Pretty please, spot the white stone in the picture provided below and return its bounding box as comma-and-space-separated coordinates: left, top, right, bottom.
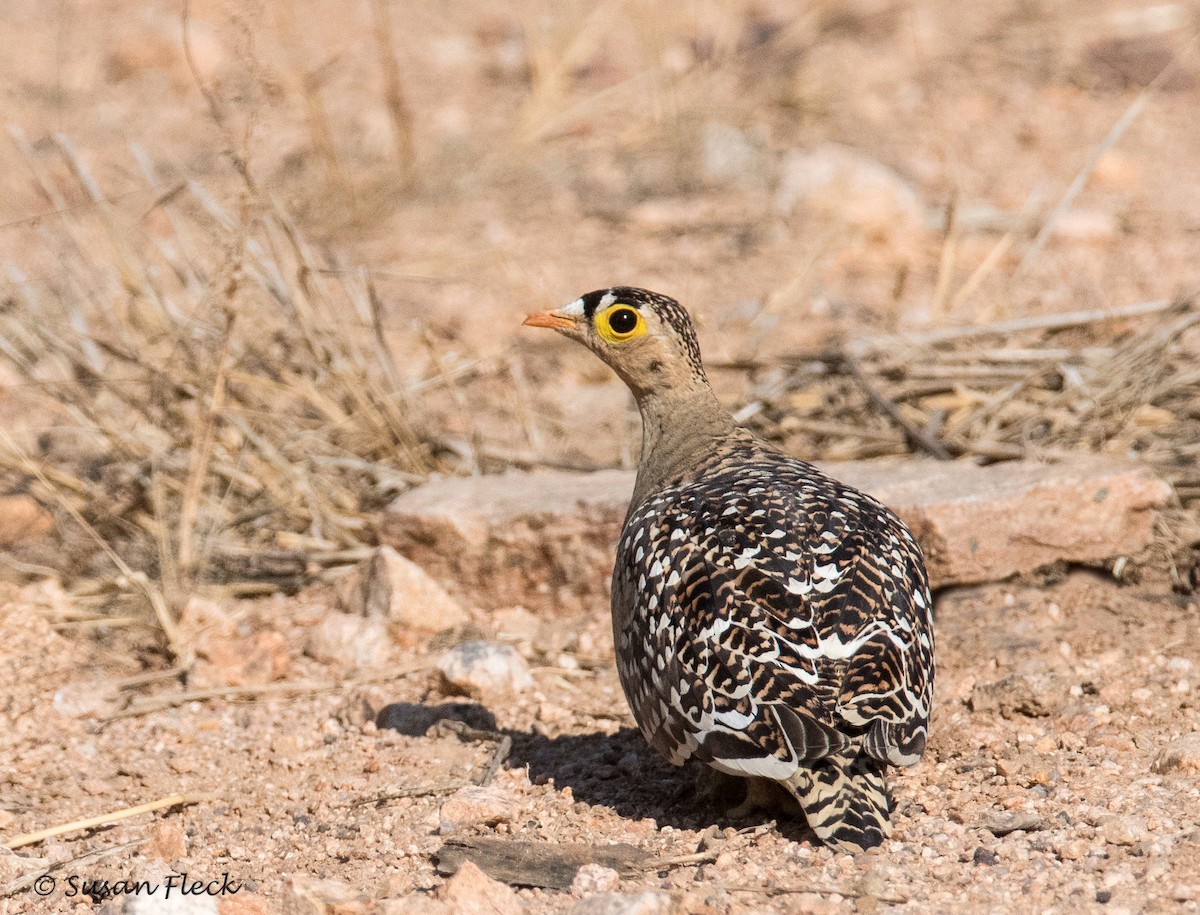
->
304, 614, 390, 669
438, 786, 519, 835
438, 641, 533, 696
571, 863, 622, 896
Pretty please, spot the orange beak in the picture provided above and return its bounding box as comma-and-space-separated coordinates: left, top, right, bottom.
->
522, 310, 579, 331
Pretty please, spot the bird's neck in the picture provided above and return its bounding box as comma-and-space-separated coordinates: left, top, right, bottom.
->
631, 383, 736, 508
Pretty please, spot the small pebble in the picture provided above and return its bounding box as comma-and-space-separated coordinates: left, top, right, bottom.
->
979, 811, 1045, 836
438, 786, 519, 835
1150, 733, 1200, 775
972, 847, 998, 866
1099, 816, 1148, 847
571, 864, 622, 896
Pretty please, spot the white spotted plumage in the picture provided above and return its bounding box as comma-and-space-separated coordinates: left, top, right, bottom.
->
611, 440, 934, 851
528, 286, 935, 852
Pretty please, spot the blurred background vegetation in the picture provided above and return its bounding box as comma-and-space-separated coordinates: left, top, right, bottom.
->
1, 0, 1198, 651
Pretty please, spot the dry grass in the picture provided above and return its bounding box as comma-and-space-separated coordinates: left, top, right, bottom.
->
739, 297, 1200, 469
0, 125, 442, 655
2, 0, 1199, 654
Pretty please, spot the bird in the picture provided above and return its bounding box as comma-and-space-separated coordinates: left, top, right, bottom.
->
523, 286, 934, 853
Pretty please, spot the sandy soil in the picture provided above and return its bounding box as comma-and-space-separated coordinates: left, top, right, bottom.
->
2, 572, 1200, 913
3, 0, 1200, 912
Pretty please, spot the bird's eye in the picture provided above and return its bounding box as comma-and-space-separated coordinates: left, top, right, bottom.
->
609, 308, 638, 334
597, 305, 646, 343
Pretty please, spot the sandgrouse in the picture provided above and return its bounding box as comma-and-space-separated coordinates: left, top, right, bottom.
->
524, 287, 934, 852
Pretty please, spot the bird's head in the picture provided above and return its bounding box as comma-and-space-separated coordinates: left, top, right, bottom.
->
523, 287, 708, 398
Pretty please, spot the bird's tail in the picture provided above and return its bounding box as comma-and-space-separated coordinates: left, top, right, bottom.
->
784, 751, 892, 853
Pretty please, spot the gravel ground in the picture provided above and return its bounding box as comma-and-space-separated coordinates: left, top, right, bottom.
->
2, 2, 1200, 911
2, 570, 1198, 913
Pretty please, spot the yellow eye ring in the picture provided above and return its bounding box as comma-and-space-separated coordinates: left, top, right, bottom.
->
596, 304, 647, 344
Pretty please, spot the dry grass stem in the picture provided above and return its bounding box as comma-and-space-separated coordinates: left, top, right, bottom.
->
2, 795, 209, 850
0, 125, 442, 645
1, 838, 148, 898
102, 660, 435, 721
369, 0, 416, 174
1015, 33, 1200, 277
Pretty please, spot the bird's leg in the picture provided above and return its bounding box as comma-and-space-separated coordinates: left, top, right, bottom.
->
724, 776, 793, 820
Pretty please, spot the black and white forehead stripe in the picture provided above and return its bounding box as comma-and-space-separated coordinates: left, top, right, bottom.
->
575, 288, 621, 318
567, 287, 706, 377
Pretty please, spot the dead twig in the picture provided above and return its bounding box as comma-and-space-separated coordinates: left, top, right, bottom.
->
1, 837, 147, 898
103, 661, 434, 721
1015, 33, 1199, 277
723, 882, 908, 904
862, 298, 1174, 351
182, 0, 257, 192
3, 795, 208, 850
841, 357, 953, 460
369, 0, 416, 174
477, 734, 513, 788
354, 782, 467, 806
637, 848, 722, 871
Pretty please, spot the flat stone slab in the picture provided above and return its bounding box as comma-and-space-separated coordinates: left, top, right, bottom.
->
380, 456, 1171, 613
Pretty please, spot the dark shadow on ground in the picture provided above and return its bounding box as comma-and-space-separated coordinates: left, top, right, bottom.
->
507, 726, 815, 842
375, 700, 498, 736
376, 700, 813, 840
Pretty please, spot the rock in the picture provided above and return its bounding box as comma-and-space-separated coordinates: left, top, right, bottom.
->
339, 546, 469, 643
0, 493, 54, 550
1055, 838, 1090, 861
381, 457, 1169, 606
969, 673, 1067, 719
571, 864, 622, 896
280, 876, 371, 915
570, 892, 680, 915
438, 861, 522, 915
142, 820, 187, 862
438, 786, 519, 835
1098, 815, 1149, 846
775, 143, 927, 243
381, 469, 632, 614
217, 895, 278, 915
700, 121, 769, 189
1151, 733, 1200, 775
972, 846, 998, 866
437, 641, 533, 696
978, 811, 1046, 837
192, 630, 290, 688
304, 615, 390, 670
832, 455, 1171, 587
